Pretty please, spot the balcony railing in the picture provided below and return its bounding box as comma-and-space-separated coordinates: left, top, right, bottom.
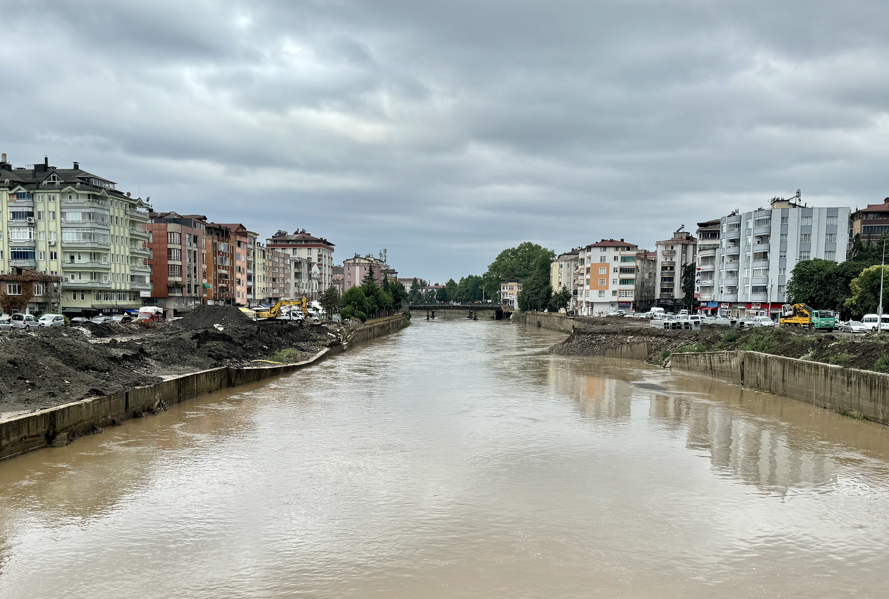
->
63, 261, 111, 270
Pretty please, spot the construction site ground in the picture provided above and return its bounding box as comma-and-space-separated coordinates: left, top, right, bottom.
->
0, 306, 346, 415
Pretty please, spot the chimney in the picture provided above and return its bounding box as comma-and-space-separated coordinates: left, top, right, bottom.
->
73, 161, 79, 169
1, 153, 6, 163
44, 156, 48, 167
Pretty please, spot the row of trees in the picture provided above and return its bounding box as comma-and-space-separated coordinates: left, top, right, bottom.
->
339, 265, 409, 322
787, 235, 889, 318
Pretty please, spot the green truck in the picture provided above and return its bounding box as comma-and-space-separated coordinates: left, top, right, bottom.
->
779, 304, 835, 331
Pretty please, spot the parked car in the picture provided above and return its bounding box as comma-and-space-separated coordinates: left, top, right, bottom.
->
69, 316, 90, 326
38, 314, 66, 328
0, 314, 11, 331
112, 314, 133, 324
840, 320, 868, 334
11, 313, 39, 330
747, 315, 776, 328
91, 315, 114, 324
861, 314, 889, 332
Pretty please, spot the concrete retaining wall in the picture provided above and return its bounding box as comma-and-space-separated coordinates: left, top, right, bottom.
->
0, 314, 410, 461
512, 312, 576, 334
671, 351, 889, 424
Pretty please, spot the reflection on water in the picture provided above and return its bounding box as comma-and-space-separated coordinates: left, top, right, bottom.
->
1, 318, 889, 598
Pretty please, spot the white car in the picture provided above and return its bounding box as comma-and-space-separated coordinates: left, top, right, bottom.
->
11, 313, 39, 330
748, 316, 776, 328
840, 320, 868, 334
38, 314, 65, 327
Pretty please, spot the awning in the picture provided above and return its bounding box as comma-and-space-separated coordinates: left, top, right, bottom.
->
203, 283, 211, 289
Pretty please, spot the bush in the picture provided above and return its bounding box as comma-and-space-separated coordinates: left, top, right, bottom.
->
874, 354, 889, 372
270, 348, 304, 364
661, 350, 671, 359
63, 315, 71, 327
829, 351, 853, 367
722, 331, 738, 343
737, 329, 781, 353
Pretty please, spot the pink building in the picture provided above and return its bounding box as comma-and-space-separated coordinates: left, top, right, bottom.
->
342, 254, 388, 292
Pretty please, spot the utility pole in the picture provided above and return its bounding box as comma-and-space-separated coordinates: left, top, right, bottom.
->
879, 239, 886, 334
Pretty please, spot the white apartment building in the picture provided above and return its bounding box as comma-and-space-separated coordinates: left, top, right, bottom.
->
695, 219, 721, 313
0, 155, 151, 315
576, 239, 639, 315
654, 229, 696, 310
267, 229, 334, 298
711, 197, 850, 317
550, 249, 579, 310
500, 278, 522, 308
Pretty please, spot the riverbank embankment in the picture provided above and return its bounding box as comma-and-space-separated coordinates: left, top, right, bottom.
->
0, 311, 409, 460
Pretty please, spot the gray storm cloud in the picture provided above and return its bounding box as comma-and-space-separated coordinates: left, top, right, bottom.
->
0, 0, 886, 281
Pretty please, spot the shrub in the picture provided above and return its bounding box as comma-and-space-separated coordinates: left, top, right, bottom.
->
829, 351, 853, 367
722, 331, 738, 343
661, 350, 671, 359
874, 354, 889, 372
270, 348, 304, 364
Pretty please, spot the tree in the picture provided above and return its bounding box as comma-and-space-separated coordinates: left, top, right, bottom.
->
516, 254, 553, 311
444, 279, 458, 304
482, 242, 555, 299
435, 286, 449, 304
408, 278, 423, 304
319, 286, 343, 318
787, 259, 845, 310
845, 265, 889, 317
455, 275, 484, 303
549, 287, 572, 313
681, 262, 697, 309
341, 286, 369, 322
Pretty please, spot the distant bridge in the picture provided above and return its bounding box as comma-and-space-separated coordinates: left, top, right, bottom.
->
407, 304, 510, 320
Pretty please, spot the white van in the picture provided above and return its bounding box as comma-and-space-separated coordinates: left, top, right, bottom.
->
862, 314, 889, 332
646, 307, 666, 319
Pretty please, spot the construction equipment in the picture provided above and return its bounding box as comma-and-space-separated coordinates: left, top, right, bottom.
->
255, 298, 308, 322
779, 303, 835, 331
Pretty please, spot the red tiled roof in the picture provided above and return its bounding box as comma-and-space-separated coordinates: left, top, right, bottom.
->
585, 239, 638, 249
861, 199, 889, 213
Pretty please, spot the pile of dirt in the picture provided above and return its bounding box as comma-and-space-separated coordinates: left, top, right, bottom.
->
173, 305, 255, 332
0, 306, 345, 413
550, 324, 889, 373
0, 328, 160, 410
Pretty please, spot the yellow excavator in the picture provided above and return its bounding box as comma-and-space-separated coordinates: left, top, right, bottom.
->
255, 298, 309, 322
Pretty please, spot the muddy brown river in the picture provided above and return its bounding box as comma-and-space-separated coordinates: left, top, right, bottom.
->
2, 319, 889, 598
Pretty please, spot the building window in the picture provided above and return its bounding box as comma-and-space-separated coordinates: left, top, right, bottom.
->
799, 250, 810, 260
598, 290, 605, 297
825, 234, 836, 242
752, 285, 768, 293
781, 216, 788, 225
780, 234, 787, 242
599, 267, 606, 274
7, 284, 21, 295
825, 251, 836, 260
801, 216, 812, 225
612, 291, 617, 296
826, 216, 838, 225
800, 233, 811, 242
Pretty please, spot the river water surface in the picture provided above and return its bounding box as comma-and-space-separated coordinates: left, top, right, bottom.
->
2, 319, 889, 598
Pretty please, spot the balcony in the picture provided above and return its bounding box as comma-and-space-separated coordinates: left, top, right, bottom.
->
130, 264, 150, 273
725, 246, 740, 255
725, 229, 741, 240
754, 225, 771, 236
129, 281, 151, 290
750, 292, 769, 302
129, 226, 149, 238
62, 239, 110, 249
129, 245, 150, 256
126, 208, 150, 221
62, 219, 109, 228
662, 250, 676, 257
752, 259, 770, 269
62, 280, 110, 289
10, 259, 37, 269
721, 294, 739, 302
697, 247, 717, 258
753, 243, 770, 252
62, 261, 111, 270
9, 218, 36, 227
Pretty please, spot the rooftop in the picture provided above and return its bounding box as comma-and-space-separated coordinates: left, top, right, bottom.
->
585, 239, 638, 249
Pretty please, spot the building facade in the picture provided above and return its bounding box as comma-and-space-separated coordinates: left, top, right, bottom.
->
204, 224, 233, 305
633, 251, 657, 313
654, 229, 697, 310
267, 230, 334, 298
849, 197, 889, 255
0, 155, 151, 316
550, 249, 580, 311
145, 212, 207, 313
342, 254, 389, 292
575, 239, 639, 315
264, 247, 292, 302
695, 219, 721, 313
710, 198, 850, 317
499, 278, 522, 308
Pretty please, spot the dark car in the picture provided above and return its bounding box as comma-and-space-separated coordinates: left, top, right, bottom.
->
112, 315, 133, 324
91, 315, 115, 324
70, 316, 90, 326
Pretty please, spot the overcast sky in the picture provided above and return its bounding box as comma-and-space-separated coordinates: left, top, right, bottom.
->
1, 0, 887, 282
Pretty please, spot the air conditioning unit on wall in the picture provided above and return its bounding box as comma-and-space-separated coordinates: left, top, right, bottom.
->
26, 217, 35, 223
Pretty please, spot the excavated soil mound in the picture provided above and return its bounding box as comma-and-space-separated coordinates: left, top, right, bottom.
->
174, 305, 254, 331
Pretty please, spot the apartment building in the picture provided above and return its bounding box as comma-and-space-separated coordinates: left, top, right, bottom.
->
250, 241, 268, 306
499, 278, 522, 309
332, 265, 345, 295
695, 219, 721, 313
849, 197, 889, 254
204, 224, 233, 305
575, 239, 639, 315
0, 155, 151, 316
217, 224, 250, 306
550, 249, 579, 310
633, 251, 657, 313
267, 229, 334, 298
342, 254, 389, 292
145, 212, 207, 312
710, 196, 850, 317
264, 247, 292, 302
654, 229, 697, 310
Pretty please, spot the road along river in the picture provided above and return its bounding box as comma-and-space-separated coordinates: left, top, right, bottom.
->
2, 318, 889, 598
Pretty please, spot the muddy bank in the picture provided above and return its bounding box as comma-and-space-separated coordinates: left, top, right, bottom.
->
549, 324, 889, 372
0, 306, 343, 413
